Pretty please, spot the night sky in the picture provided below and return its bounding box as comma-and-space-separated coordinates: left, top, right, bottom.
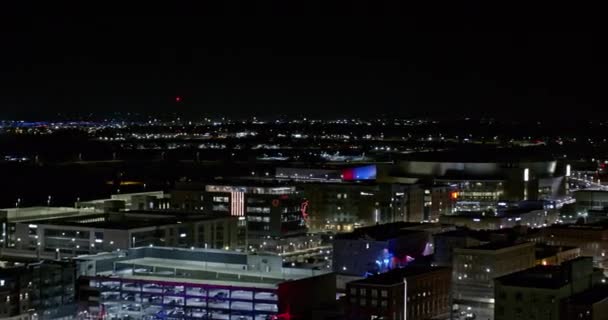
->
1, 2, 606, 119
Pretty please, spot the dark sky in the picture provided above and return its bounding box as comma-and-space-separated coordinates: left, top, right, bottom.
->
1, 1, 606, 119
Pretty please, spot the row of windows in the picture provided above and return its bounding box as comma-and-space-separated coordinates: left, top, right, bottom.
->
350, 288, 388, 298
247, 216, 271, 222
351, 298, 388, 307
213, 196, 229, 203
497, 291, 556, 303
247, 207, 271, 213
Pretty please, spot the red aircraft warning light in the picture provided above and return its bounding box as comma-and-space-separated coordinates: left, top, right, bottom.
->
175, 96, 182, 103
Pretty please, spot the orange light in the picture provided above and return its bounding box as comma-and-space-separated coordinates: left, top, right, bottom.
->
451, 192, 459, 200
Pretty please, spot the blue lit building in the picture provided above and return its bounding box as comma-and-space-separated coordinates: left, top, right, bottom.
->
332, 222, 433, 278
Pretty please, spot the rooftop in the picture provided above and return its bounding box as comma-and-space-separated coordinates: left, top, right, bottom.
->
535, 244, 579, 260
79, 247, 328, 287
568, 285, 608, 305
335, 222, 426, 241
26, 211, 231, 230
0, 206, 90, 222
350, 266, 449, 286
496, 257, 594, 289
464, 241, 533, 251
398, 148, 555, 163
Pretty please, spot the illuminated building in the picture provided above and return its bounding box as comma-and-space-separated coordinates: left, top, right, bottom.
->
333, 222, 436, 290
494, 257, 604, 320
76, 191, 169, 211
171, 182, 307, 239
534, 243, 581, 266
452, 241, 536, 320
76, 247, 335, 320
389, 150, 567, 208
527, 222, 608, 272
11, 210, 239, 256
345, 266, 451, 320
439, 200, 559, 230
423, 184, 455, 222
573, 190, 608, 215
0, 258, 76, 320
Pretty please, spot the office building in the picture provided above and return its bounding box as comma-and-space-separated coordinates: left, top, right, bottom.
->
440, 201, 559, 231
76, 246, 335, 320
171, 182, 307, 239
573, 190, 608, 214
12, 210, 240, 257
433, 230, 486, 267
76, 191, 170, 212
494, 257, 604, 320
528, 222, 608, 272
345, 266, 451, 320
452, 241, 536, 320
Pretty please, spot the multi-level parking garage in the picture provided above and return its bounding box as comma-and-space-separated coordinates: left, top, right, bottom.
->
77, 247, 335, 320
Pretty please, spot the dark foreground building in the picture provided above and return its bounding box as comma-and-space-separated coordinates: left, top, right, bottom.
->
345, 266, 451, 320
0, 258, 76, 320
494, 257, 605, 320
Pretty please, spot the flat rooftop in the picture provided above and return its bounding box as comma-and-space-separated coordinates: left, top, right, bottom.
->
496, 257, 594, 289
398, 148, 555, 163
350, 266, 449, 286
335, 222, 426, 241
26, 211, 230, 230
113, 257, 289, 287
535, 244, 579, 259
463, 241, 533, 251
1, 206, 90, 222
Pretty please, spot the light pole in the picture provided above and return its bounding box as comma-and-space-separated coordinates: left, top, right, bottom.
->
403, 278, 408, 320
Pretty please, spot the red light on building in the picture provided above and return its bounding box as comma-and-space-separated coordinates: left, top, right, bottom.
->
175, 96, 182, 102
450, 192, 459, 200
300, 200, 310, 220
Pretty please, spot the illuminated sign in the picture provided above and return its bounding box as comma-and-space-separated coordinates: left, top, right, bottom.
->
300, 200, 310, 221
